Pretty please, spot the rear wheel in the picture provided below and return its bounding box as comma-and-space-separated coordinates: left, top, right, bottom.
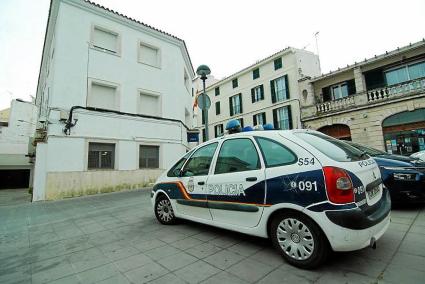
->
270, 211, 329, 269
155, 195, 176, 225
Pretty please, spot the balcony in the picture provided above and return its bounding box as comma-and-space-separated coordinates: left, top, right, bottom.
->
302, 77, 425, 119
367, 77, 425, 102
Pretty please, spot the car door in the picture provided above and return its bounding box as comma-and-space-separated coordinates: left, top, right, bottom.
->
206, 137, 266, 228
175, 142, 218, 220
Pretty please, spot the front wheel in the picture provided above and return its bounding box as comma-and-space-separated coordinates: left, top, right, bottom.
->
270, 212, 329, 269
154, 195, 177, 225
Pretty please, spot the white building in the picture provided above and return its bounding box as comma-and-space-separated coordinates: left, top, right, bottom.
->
195, 48, 320, 141
0, 99, 37, 189
33, 0, 194, 201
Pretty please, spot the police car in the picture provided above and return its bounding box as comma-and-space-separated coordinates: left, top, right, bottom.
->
151, 121, 391, 269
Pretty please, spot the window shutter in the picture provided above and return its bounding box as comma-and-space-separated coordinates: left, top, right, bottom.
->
253, 114, 257, 126
284, 75, 290, 99
239, 118, 244, 128
214, 126, 218, 138
229, 97, 233, 116
239, 94, 243, 113
251, 88, 255, 103
260, 85, 264, 100
270, 81, 276, 103
347, 79, 356, 95
322, 87, 331, 102
262, 112, 266, 124
273, 109, 278, 129
287, 106, 293, 129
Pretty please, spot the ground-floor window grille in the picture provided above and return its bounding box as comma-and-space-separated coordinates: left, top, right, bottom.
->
139, 145, 160, 168
88, 143, 115, 169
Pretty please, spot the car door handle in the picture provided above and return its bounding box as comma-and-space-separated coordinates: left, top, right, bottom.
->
246, 177, 257, 182
198, 181, 205, 185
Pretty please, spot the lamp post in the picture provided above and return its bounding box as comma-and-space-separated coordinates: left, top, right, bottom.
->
196, 65, 211, 141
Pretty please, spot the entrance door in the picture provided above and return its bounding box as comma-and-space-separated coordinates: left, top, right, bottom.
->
175, 142, 218, 220
206, 138, 266, 228
0, 170, 30, 189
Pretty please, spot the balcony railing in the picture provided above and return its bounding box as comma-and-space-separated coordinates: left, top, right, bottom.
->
316, 96, 355, 113
367, 77, 425, 102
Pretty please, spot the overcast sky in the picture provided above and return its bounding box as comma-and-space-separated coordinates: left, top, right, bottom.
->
1, 0, 424, 110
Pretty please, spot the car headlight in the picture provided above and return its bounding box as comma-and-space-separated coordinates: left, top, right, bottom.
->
380, 166, 418, 181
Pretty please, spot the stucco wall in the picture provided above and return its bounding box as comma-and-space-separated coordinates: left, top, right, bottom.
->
44, 168, 163, 200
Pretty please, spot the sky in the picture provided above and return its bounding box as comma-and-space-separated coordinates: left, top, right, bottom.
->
1, 0, 424, 110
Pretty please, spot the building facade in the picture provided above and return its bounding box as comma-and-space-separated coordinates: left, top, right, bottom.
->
195, 48, 320, 141
299, 40, 425, 155
33, 0, 194, 201
0, 99, 37, 189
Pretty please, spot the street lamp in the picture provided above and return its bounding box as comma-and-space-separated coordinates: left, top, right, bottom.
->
196, 65, 211, 141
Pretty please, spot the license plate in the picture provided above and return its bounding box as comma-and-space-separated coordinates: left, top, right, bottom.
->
367, 186, 380, 199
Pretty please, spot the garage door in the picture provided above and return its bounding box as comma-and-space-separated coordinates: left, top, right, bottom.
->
0, 170, 30, 189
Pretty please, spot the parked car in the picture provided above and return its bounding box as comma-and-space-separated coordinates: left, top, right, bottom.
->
411, 150, 425, 162
151, 125, 390, 269
346, 141, 425, 204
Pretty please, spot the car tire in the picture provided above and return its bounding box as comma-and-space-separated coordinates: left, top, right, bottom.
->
270, 211, 329, 269
154, 195, 177, 225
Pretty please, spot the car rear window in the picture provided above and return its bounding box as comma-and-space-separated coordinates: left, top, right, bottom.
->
294, 132, 369, 162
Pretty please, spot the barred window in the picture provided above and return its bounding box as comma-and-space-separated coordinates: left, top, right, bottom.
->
88, 143, 115, 169
139, 145, 160, 168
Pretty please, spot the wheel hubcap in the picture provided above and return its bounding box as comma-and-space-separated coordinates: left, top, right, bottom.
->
157, 199, 174, 222
276, 218, 314, 260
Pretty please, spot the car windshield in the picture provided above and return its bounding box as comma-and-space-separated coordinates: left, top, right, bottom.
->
347, 142, 387, 156
294, 132, 369, 162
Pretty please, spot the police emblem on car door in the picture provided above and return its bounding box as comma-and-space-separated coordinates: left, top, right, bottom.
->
176, 142, 218, 220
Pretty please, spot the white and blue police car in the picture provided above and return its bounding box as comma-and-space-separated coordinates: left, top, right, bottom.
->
151, 120, 391, 269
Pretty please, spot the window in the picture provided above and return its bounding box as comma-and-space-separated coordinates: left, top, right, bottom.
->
255, 137, 296, 167
270, 75, 289, 103
88, 143, 115, 169
182, 143, 218, 176
253, 112, 266, 126
323, 80, 356, 102
331, 83, 349, 100
88, 82, 118, 110
229, 94, 242, 116
215, 139, 260, 174
92, 26, 119, 53
232, 78, 238, 88
215, 101, 221, 115
273, 106, 292, 130
215, 87, 220, 96
251, 85, 264, 103
139, 145, 159, 168
139, 91, 160, 116
274, 58, 282, 70
253, 68, 260, 79
214, 124, 224, 137
385, 61, 425, 86
167, 150, 194, 177
294, 132, 368, 162
138, 42, 160, 67
184, 70, 190, 91
237, 118, 244, 128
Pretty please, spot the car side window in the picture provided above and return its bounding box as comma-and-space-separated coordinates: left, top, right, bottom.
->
167, 150, 194, 177
182, 143, 218, 177
255, 137, 297, 167
215, 138, 260, 174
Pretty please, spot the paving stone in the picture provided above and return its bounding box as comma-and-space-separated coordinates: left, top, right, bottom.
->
226, 257, 275, 283
248, 248, 284, 268
144, 245, 181, 260
125, 262, 169, 283
98, 240, 140, 261
174, 260, 220, 284
390, 252, 425, 272
31, 255, 74, 284
170, 236, 204, 250
132, 238, 167, 252
114, 253, 154, 273
44, 273, 80, 284
398, 232, 425, 257
157, 251, 198, 271
201, 270, 249, 284
257, 266, 312, 284
76, 263, 121, 283
67, 247, 110, 273
315, 270, 375, 284
97, 273, 131, 284
227, 241, 264, 257
186, 242, 223, 259
203, 249, 245, 270
381, 264, 425, 284
149, 272, 188, 284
